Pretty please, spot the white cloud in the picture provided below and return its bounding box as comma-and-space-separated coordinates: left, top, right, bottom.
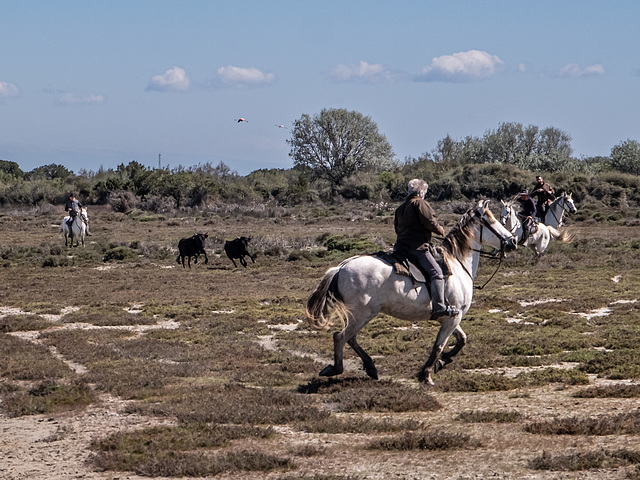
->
57, 93, 105, 105
518, 63, 528, 73
330, 60, 394, 83
416, 50, 505, 82
146, 66, 190, 92
558, 63, 605, 78
0, 81, 20, 98
216, 65, 276, 88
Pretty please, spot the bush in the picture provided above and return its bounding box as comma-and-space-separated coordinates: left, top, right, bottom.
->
107, 190, 139, 213
103, 247, 138, 262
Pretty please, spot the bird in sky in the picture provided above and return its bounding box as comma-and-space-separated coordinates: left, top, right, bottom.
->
235, 118, 247, 123
276, 124, 288, 130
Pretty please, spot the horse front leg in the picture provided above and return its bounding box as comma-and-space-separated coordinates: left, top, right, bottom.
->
347, 335, 378, 380
418, 316, 460, 385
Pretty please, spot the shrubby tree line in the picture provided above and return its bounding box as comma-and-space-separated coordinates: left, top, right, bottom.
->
2, 108, 640, 211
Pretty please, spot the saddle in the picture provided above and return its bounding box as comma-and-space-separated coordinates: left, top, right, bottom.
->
520, 217, 538, 245
373, 248, 451, 286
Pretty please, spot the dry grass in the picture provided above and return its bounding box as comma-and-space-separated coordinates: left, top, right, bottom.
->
530, 449, 640, 471
525, 411, 640, 435
367, 430, 481, 451
574, 383, 640, 398
2, 203, 640, 478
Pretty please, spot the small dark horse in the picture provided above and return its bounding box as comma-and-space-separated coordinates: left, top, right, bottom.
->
176, 233, 209, 268
224, 236, 256, 268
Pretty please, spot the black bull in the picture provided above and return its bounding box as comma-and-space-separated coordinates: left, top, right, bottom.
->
224, 236, 256, 268
176, 233, 209, 268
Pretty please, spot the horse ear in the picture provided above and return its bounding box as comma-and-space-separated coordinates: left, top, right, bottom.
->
501, 199, 506, 206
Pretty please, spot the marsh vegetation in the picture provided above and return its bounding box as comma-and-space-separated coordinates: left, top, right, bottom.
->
1, 199, 639, 479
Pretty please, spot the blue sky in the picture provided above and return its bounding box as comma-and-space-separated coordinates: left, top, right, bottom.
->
1, 1, 639, 175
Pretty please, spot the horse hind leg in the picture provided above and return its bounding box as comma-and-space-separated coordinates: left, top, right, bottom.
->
347, 335, 378, 379
319, 313, 372, 378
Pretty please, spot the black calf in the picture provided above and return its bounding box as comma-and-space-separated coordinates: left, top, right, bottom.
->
224, 236, 256, 268
176, 233, 209, 268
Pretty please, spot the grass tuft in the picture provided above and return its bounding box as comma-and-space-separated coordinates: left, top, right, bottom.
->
529, 449, 640, 471
525, 411, 640, 435
573, 383, 640, 398
298, 377, 441, 412
455, 410, 523, 423
368, 430, 480, 451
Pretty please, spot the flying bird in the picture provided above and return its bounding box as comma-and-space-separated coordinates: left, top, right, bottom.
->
276, 124, 288, 130
235, 118, 247, 123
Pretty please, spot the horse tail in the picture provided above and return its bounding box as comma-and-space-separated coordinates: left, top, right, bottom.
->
548, 226, 574, 243
306, 266, 350, 331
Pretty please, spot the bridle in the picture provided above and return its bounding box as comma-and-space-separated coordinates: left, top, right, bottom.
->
457, 207, 515, 289
473, 208, 513, 259
547, 194, 575, 226
500, 205, 518, 235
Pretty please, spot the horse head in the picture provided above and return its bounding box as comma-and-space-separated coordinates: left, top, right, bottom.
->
473, 200, 517, 254
562, 193, 577, 214
499, 199, 519, 233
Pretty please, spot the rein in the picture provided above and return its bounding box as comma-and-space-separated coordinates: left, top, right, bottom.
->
455, 212, 509, 290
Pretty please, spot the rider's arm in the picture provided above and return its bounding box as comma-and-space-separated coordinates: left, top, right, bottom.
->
415, 200, 445, 237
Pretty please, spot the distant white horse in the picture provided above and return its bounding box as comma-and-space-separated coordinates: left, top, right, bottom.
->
500, 200, 572, 256
542, 192, 577, 228
62, 207, 88, 247
306, 200, 517, 385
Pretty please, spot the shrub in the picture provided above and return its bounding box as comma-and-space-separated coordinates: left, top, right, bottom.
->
107, 190, 138, 213
103, 246, 138, 262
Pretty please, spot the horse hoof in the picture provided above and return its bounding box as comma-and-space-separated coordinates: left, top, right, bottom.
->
365, 367, 378, 380
418, 369, 435, 386
319, 365, 342, 377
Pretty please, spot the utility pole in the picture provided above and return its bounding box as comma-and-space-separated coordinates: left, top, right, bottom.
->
158, 153, 161, 170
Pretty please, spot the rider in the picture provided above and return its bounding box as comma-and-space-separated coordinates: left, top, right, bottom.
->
394, 179, 459, 320
517, 190, 536, 244
531, 175, 555, 222
64, 193, 92, 236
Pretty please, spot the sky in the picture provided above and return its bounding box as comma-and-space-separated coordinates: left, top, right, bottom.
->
1, 1, 639, 176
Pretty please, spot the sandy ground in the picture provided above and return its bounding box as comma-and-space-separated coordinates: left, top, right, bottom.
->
2, 305, 639, 480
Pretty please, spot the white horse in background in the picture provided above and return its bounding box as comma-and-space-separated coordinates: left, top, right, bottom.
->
306, 200, 517, 385
62, 207, 88, 247
500, 200, 572, 256
542, 192, 577, 228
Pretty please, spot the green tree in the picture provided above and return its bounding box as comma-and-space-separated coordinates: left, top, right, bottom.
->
0, 160, 25, 178
27, 163, 72, 180
288, 108, 394, 189
610, 139, 640, 175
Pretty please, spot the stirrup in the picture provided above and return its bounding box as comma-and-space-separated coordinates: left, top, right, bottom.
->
430, 306, 460, 320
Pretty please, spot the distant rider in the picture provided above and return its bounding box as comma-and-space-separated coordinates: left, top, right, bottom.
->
531, 175, 555, 222
394, 179, 459, 320
517, 190, 536, 244
65, 193, 92, 236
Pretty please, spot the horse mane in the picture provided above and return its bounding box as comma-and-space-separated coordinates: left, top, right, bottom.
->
440, 207, 492, 260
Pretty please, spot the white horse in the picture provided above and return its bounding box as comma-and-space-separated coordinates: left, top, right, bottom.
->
306, 200, 517, 385
542, 192, 577, 228
500, 200, 572, 256
62, 207, 88, 247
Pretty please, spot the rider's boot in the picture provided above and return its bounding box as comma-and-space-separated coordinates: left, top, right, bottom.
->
430, 278, 459, 320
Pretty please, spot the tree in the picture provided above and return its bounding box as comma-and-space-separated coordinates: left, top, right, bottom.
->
288, 108, 394, 189
610, 139, 640, 175
474, 122, 573, 171
27, 163, 71, 180
0, 160, 25, 178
